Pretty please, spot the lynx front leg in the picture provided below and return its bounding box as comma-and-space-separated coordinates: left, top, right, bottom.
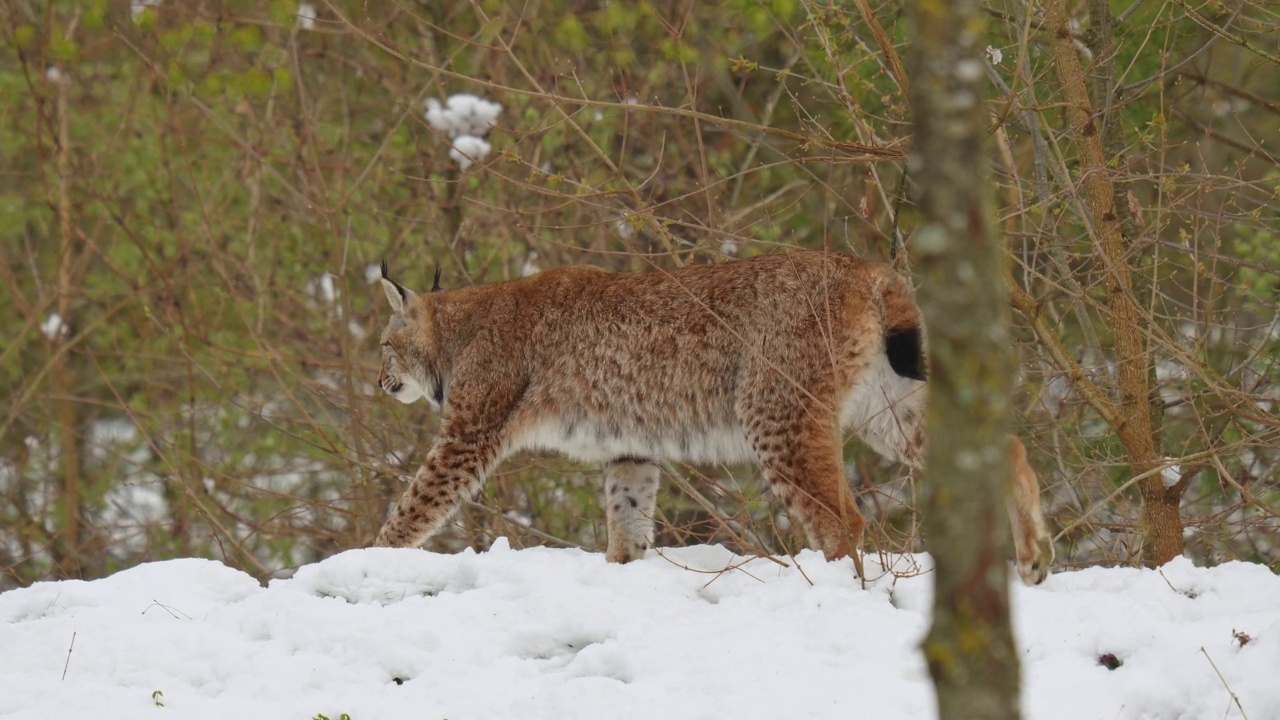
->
602, 458, 660, 563
374, 438, 500, 548
1007, 435, 1053, 585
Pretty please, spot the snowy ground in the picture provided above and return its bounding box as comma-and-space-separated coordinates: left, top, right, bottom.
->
1, 544, 1277, 719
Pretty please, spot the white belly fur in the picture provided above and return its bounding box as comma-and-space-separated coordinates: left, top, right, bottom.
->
512, 353, 924, 467
516, 420, 755, 465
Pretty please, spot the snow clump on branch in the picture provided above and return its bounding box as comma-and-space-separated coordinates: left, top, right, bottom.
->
42, 313, 69, 341
425, 94, 502, 139
449, 135, 492, 172
425, 94, 502, 171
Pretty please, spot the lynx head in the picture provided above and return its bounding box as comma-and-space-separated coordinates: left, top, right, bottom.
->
377, 262, 444, 408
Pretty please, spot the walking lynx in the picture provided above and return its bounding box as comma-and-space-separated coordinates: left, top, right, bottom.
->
372, 250, 1052, 584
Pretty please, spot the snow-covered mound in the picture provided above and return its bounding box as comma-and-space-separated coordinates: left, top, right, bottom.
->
1, 544, 1276, 719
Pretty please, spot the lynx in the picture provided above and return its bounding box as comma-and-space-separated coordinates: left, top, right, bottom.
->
372, 250, 1053, 585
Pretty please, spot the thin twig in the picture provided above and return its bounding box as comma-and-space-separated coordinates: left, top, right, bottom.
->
664, 468, 791, 568
61, 632, 76, 681
1200, 646, 1250, 720
462, 500, 585, 550
1168, 0, 1280, 66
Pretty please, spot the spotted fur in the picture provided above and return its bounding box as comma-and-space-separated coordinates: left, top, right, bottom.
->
372, 250, 1052, 584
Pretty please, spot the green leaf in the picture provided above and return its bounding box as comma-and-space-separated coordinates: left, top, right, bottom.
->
555, 15, 590, 52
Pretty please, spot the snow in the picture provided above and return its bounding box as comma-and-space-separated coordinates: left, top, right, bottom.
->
306, 273, 338, 305
425, 94, 502, 140
297, 3, 316, 31
615, 216, 636, 240
1161, 457, 1183, 489
1, 546, 1276, 719
130, 0, 160, 23
449, 135, 492, 171
521, 251, 541, 277
40, 312, 68, 341
424, 94, 501, 171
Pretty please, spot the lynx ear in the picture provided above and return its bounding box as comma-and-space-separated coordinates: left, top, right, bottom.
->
379, 260, 413, 313
431, 265, 442, 293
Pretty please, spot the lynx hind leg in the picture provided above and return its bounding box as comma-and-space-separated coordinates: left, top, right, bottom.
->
602, 458, 660, 563
746, 406, 867, 576
1007, 435, 1053, 585
374, 439, 497, 548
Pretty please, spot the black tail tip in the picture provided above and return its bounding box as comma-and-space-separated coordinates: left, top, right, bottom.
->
885, 326, 927, 381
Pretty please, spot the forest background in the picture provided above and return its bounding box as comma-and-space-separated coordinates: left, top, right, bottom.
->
2, 0, 1277, 588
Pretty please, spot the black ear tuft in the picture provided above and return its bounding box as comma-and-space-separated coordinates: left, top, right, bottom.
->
379, 259, 409, 305
431, 265, 442, 293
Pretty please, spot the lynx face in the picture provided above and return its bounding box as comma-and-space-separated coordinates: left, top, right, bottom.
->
378, 333, 426, 405
376, 319, 427, 404
377, 267, 442, 408
368, 251, 1053, 586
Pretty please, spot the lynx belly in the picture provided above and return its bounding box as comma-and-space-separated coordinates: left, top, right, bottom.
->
518, 417, 755, 465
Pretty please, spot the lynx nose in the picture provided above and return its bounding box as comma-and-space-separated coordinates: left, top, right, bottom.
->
378, 368, 402, 394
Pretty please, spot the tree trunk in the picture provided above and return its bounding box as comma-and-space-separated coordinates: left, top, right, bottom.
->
53, 69, 83, 579
1041, 0, 1182, 565
905, 1, 1021, 718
